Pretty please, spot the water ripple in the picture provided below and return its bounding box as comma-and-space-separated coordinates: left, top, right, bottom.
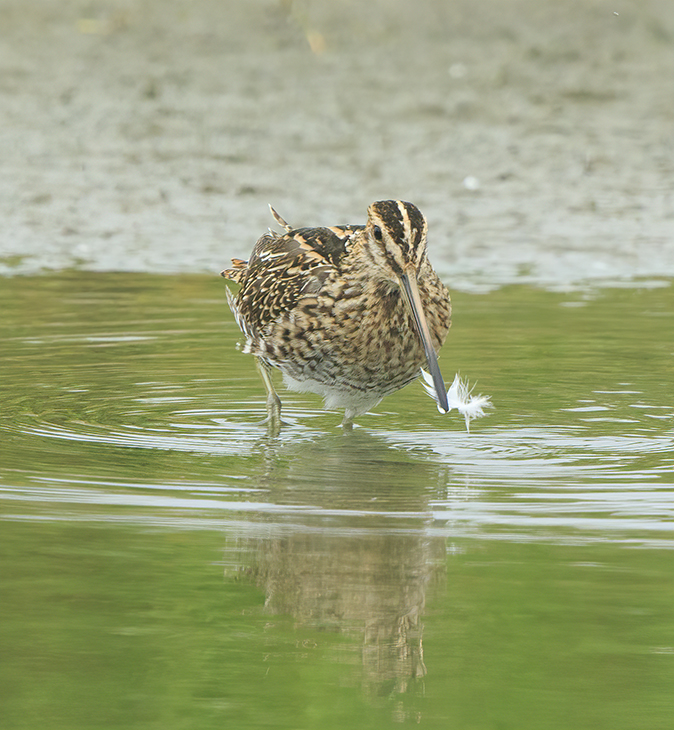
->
1, 273, 672, 547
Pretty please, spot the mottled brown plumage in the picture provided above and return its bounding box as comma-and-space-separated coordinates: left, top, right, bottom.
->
222, 200, 452, 432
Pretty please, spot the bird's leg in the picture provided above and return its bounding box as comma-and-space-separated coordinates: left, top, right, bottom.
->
255, 357, 282, 436
340, 412, 354, 432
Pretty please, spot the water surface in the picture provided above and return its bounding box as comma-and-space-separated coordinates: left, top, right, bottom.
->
1, 272, 673, 729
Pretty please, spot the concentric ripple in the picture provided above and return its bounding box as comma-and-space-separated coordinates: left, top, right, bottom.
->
1, 273, 672, 546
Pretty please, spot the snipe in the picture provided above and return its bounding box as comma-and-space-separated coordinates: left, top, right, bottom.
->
222, 200, 455, 433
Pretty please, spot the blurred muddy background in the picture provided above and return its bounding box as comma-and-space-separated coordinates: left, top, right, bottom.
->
0, 0, 672, 289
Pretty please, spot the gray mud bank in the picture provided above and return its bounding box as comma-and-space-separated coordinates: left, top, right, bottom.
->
0, 0, 672, 290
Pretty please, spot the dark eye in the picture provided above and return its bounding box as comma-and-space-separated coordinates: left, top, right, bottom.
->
373, 225, 383, 241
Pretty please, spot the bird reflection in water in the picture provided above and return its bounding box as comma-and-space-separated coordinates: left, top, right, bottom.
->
225, 431, 451, 714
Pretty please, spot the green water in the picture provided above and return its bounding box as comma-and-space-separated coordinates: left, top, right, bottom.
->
1, 272, 673, 729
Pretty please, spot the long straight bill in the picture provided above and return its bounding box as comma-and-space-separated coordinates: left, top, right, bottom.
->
399, 266, 449, 413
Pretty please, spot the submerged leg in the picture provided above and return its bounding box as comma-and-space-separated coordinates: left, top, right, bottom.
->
255, 357, 282, 436
340, 411, 354, 432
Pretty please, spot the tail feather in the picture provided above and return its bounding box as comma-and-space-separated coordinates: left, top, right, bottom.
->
269, 204, 292, 232
221, 258, 248, 283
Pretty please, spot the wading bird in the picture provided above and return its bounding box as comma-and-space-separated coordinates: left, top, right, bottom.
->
222, 200, 489, 434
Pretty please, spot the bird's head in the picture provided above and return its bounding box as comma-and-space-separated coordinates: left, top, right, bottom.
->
364, 200, 429, 278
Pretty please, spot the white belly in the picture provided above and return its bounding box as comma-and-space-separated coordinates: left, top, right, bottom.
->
282, 373, 384, 420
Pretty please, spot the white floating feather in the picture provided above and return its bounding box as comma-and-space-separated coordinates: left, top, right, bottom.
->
420, 369, 492, 432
